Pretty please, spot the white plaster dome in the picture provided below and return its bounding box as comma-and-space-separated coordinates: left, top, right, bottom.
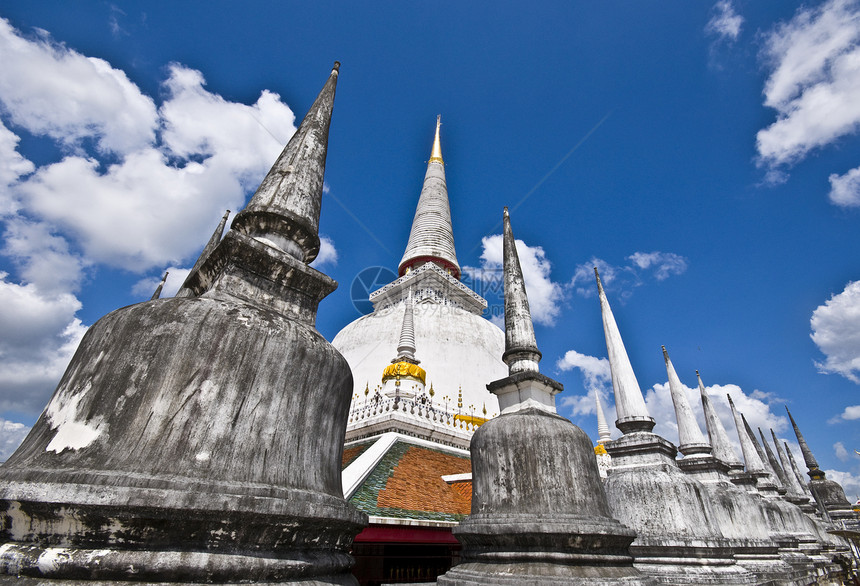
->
333, 291, 505, 418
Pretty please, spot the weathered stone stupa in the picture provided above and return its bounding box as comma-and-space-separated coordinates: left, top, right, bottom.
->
787, 406, 857, 524
0, 63, 367, 584
596, 271, 757, 584
438, 209, 647, 585
663, 356, 796, 584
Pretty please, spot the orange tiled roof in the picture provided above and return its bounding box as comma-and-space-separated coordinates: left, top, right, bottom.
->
342, 441, 372, 469
448, 480, 472, 514
377, 446, 471, 516
348, 440, 472, 522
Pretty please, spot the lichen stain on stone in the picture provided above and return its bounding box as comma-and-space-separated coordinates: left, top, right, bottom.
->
44, 382, 107, 454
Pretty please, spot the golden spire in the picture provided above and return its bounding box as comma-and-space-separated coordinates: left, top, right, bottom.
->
429, 115, 443, 163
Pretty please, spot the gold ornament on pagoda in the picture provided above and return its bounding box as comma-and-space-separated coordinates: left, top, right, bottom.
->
382, 361, 426, 384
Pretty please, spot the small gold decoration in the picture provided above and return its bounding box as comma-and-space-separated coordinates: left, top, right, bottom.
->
382, 361, 426, 384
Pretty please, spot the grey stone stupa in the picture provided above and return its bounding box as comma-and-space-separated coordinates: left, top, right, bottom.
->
727, 397, 832, 580
596, 273, 755, 584
0, 62, 367, 584
438, 208, 648, 585
787, 406, 857, 524
666, 360, 795, 584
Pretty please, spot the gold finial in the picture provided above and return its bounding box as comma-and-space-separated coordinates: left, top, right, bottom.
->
364, 382, 369, 396
458, 386, 463, 409
429, 115, 443, 164
482, 403, 487, 416
429, 383, 435, 397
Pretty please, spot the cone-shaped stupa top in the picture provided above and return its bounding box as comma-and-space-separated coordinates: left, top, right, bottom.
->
176, 210, 230, 297
429, 114, 443, 163
784, 440, 815, 498
398, 116, 460, 279
758, 427, 791, 490
232, 63, 339, 264
743, 416, 770, 470
501, 207, 541, 374
698, 371, 742, 469
486, 208, 561, 414
595, 391, 612, 444
150, 271, 169, 300
396, 292, 418, 363
381, 291, 426, 385
771, 428, 806, 497
663, 346, 710, 456
595, 268, 654, 433
727, 395, 768, 474
786, 406, 824, 479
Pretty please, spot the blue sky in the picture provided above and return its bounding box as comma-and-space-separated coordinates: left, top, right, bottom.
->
1, 2, 860, 494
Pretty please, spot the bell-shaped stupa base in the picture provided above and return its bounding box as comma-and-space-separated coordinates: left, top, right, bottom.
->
0, 244, 366, 583
605, 432, 758, 585
439, 405, 650, 585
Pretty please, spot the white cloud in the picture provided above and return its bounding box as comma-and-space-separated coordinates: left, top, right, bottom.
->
0, 17, 308, 421
0, 17, 298, 274
464, 234, 564, 326
831, 404, 860, 423
0, 17, 157, 155
15, 69, 295, 272
131, 266, 191, 299
557, 350, 618, 436
756, 0, 860, 168
0, 273, 86, 414
829, 166, 860, 207
0, 418, 30, 462
706, 1, 744, 42
810, 280, 860, 383
570, 252, 688, 298
2, 219, 86, 294
627, 252, 688, 281
835, 441, 852, 461
0, 119, 34, 198
555, 346, 787, 454
644, 378, 786, 457
825, 469, 860, 501
311, 235, 338, 268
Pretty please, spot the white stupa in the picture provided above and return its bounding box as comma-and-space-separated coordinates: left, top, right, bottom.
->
332, 117, 505, 447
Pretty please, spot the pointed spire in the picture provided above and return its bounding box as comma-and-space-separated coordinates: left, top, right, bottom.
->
595, 391, 612, 445
501, 207, 541, 374
232, 62, 340, 264
742, 416, 771, 472
429, 115, 443, 163
771, 428, 806, 497
151, 271, 169, 300
595, 268, 654, 433
398, 116, 460, 279
698, 371, 742, 469
740, 414, 784, 493
727, 395, 768, 474
784, 440, 815, 498
395, 292, 418, 363
176, 210, 230, 297
758, 427, 791, 490
785, 406, 824, 480
663, 346, 710, 456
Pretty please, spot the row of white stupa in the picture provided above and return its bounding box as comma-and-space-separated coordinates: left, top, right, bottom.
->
328, 110, 859, 583
436, 202, 858, 584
